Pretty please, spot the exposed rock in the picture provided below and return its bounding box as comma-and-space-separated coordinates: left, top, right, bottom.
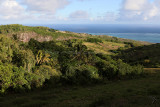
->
10, 32, 53, 42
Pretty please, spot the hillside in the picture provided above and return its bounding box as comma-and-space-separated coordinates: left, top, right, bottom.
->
0, 24, 152, 93
0, 24, 159, 107
0, 24, 160, 106
0, 24, 151, 54
117, 43, 160, 68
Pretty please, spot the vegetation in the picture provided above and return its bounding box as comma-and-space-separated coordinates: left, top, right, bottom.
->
0, 24, 159, 106
0, 68, 159, 107
86, 37, 103, 43
117, 43, 160, 68
0, 24, 81, 40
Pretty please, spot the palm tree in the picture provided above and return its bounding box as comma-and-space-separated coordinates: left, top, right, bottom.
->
42, 53, 50, 64
36, 50, 43, 65
36, 50, 50, 65
71, 43, 88, 61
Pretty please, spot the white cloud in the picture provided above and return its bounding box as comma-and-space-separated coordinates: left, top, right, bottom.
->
119, 0, 160, 22
69, 10, 89, 19
22, 0, 70, 14
0, 0, 26, 20
0, 0, 70, 23
1, 0, 160, 24
122, 0, 148, 11
90, 12, 117, 22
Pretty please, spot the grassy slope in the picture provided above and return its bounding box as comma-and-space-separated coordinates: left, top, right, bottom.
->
0, 69, 160, 107
0, 24, 82, 40
0, 24, 151, 55
84, 41, 125, 55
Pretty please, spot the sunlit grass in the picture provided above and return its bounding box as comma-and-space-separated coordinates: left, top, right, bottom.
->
84, 41, 125, 55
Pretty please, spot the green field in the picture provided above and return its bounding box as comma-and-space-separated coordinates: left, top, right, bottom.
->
0, 69, 160, 107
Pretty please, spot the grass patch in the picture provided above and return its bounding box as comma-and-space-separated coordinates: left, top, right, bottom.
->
84, 41, 125, 55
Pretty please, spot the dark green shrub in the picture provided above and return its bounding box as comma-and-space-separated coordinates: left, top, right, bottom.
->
86, 38, 103, 43
12, 49, 36, 72
12, 66, 28, 89
0, 65, 33, 93
0, 64, 13, 93
117, 59, 144, 78
32, 65, 60, 87
96, 58, 144, 80
96, 53, 112, 61
60, 64, 100, 85
78, 65, 99, 79
0, 35, 15, 63
96, 60, 118, 80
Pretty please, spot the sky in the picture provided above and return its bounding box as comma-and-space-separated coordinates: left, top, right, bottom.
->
0, 0, 160, 24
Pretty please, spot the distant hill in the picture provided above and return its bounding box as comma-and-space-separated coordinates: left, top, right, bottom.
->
0, 24, 151, 54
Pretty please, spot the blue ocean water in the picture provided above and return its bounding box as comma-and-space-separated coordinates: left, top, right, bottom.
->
91, 33, 160, 43
29, 24, 160, 43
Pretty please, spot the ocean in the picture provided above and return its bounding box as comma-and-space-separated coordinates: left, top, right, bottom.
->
29, 24, 160, 43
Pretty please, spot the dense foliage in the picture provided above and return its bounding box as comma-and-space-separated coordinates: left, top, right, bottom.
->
0, 35, 60, 93
0, 25, 148, 94
117, 43, 160, 68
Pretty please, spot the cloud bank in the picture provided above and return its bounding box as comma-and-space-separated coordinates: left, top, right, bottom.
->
22, 0, 70, 14
0, 0, 25, 20
0, 0, 70, 22
119, 0, 160, 22
69, 10, 89, 19
0, 0, 160, 24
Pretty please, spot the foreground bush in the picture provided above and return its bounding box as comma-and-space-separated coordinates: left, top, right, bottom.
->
0, 64, 61, 93
117, 59, 144, 78
96, 59, 144, 80
33, 65, 60, 87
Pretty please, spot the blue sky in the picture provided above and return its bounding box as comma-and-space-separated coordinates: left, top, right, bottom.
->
0, 0, 160, 24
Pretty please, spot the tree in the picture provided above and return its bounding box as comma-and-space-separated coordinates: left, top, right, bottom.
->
36, 50, 50, 65
0, 35, 14, 63
0, 64, 13, 93
71, 42, 88, 61
12, 49, 36, 72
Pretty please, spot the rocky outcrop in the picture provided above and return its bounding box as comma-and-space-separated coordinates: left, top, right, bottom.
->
11, 32, 53, 42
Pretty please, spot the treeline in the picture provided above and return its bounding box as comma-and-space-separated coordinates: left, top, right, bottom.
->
0, 35, 144, 94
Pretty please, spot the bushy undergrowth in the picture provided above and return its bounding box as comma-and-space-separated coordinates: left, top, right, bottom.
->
117, 43, 160, 68
0, 26, 145, 94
